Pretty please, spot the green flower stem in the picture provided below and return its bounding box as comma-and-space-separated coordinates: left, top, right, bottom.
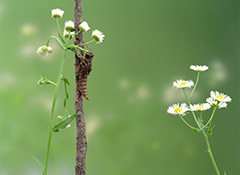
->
201, 129, 221, 175
201, 105, 218, 131
73, 28, 82, 36
66, 45, 89, 53
56, 18, 62, 37
189, 71, 200, 99
48, 81, 57, 86
179, 115, 199, 130
43, 48, 67, 175
86, 39, 95, 45
46, 35, 65, 49
183, 88, 201, 129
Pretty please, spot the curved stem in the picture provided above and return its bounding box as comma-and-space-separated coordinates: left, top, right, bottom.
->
46, 35, 65, 49
43, 49, 67, 175
73, 28, 82, 36
67, 45, 89, 53
189, 71, 200, 99
56, 18, 62, 37
183, 88, 201, 129
202, 129, 221, 175
179, 115, 199, 130
201, 105, 218, 131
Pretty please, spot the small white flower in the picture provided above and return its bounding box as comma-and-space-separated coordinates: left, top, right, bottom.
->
79, 21, 90, 32
173, 79, 194, 89
190, 65, 209, 72
36, 46, 49, 57
210, 91, 231, 103
65, 20, 75, 32
92, 29, 105, 43
167, 103, 189, 116
51, 8, 64, 19
206, 97, 227, 109
63, 30, 75, 39
190, 103, 211, 112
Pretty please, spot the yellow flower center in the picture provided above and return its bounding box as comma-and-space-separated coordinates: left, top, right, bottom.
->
216, 95, 224, 99
198, 106, 204, 110
174, 107, 183, 113
179, 82, 186, 86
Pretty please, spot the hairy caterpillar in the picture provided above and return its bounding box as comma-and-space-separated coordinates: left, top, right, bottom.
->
77, 52, 94, 100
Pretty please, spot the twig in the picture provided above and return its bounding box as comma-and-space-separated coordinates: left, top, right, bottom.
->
74, 0, 88, 175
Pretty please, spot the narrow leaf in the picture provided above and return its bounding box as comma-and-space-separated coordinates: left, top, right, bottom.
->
31, 155, 44, 170
192, 128, 200, 132
58, 33, 66, 44
67, 47, 79, 54
52, 113, 77, 132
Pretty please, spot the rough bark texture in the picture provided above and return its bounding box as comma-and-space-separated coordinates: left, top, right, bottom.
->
74, 1, 87, 175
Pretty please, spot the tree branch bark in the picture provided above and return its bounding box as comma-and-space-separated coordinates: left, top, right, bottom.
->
74, 1, 87, 175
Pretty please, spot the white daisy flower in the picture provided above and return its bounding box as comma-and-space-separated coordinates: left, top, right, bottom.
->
36, 46, 49, 57
206, 97, 227, 109
190, 65, 209, 72
210, 91, 231, 103
167, 103, 189, 116
173, 79, 194, 89
190, 103, 211, 112
63, 30, 75, 39
65, 20, 75, 32
51, 8, 64, 19
79, 21, 90, 32
92, 29, 105, 43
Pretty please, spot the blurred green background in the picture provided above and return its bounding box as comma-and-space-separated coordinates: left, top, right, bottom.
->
0, 0, 239, 174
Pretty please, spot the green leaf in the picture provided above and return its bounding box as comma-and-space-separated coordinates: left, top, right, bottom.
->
61, 75, 70, 85
192, 128, 200, 132
207, 125, 215, 136
67, 46, 79, 54
52, 113, 77, 132
224, 171, 227, 175
58, 33, 66, 44
31, 155, 44, 171
38, 76, 56, 86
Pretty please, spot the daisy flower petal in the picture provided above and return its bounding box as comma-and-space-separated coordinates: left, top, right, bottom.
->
167, 103, 189, 116
79, 21, 90, 32
92, 29, 105, 44
206, 97, 228, 109
190, 103, 211, 112
210, 91, 232, 103
51, 8, 64, 19
190, 65, 208, 72
173, 79, 194, 89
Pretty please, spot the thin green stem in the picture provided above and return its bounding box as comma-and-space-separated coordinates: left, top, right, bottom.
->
66, 45, 89, 53
179, 115, 199, 130
46, 35, 65, 49
43, 49, 67, 175
202, 129, 221, 175
56, 18, 62, 37
73, 28, 82, 36
189, 71, 200, 99
183, 88, 201, 129
86, 39, 95, 45
201, 105, 218, 131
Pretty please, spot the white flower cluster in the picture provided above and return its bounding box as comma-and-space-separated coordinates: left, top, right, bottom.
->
167, 65, 231, 116
167, 91, 231, 116
37, 8, 105, 57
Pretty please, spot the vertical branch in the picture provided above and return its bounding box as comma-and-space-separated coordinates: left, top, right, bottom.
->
74, 1, 87, 175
